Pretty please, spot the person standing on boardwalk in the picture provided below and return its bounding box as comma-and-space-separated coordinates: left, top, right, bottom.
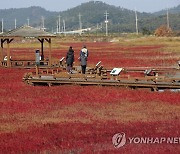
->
80, 45, 89, 74
66, 46, 74, 74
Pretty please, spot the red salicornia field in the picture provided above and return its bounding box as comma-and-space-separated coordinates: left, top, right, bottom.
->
0, 37, 180, 153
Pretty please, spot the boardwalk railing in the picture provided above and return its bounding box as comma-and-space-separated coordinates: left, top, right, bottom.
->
0, 59, 60, 68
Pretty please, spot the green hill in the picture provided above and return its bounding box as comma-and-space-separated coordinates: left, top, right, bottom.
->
0, 1, 179, 33
154, 5, 180, 15
45, 1, 153, 33
0, 6, 58, 31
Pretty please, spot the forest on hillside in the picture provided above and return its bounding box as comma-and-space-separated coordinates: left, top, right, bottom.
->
0, 1, 179, 33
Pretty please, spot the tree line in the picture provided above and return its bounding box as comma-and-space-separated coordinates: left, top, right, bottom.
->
0, 1, 179, 34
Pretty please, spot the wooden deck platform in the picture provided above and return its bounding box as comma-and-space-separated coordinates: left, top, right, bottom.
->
23, 71, 180, 91
22, 60, 180, 91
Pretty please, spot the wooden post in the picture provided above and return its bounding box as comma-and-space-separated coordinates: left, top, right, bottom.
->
45, 38, 52, 66
7, 41, 10, 67
49, 38, 52, 66
0, 39, 7, 65
36, 65, 39, 76
7, 39, 13, 67
0, 39, 3, 62
38, 38, 45, 61
0, 47, 3, 63
35, 49, 40, 75
41, 39, 44, 61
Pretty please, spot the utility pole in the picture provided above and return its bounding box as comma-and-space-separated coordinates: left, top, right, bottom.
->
58, 15, 61, 33
78, 13, 82, 35
1, 18, 3, 33
27, 18, 30, 26
15, 18, 17, 29
78, 13, 82, 30
52, 27, 54, 33
104, 10, 109, 36
167, 7, 170, 28
96, 23, 99, 36
41, 16, 45, 31
56, 20, 58, 33
63, 19, 66, 33
135, 8, 138, 35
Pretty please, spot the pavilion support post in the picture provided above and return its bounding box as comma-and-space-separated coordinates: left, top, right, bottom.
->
0, 39, 6, 63
0, 48, 3, 66
38, 38, 45, 61
7, 39, 14, 67
7, 42, 10, 67
41, 39, 44, 61
0, 40, 3, 62
45, 38, 52, 66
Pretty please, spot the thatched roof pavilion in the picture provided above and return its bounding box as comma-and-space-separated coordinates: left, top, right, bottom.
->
0, 25, 56, 67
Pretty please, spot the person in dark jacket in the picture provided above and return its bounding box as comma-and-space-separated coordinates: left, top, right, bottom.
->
66, 46, 74, 73
80, 45, 89, 74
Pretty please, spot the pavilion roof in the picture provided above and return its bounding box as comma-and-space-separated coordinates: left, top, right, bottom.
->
0, 25, 56, 38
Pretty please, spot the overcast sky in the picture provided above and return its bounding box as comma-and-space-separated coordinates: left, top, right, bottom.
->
0, 0, 180, 13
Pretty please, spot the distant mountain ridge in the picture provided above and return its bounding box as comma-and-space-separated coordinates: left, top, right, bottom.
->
154, 4, 180, 15
0, 1, 179, 33
0, 6, 58, 30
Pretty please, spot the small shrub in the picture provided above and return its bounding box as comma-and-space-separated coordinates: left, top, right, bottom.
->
154, 25, 173, 37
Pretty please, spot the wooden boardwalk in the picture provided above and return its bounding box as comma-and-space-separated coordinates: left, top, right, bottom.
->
22, 60, 180, 91
23, 71, 180, 91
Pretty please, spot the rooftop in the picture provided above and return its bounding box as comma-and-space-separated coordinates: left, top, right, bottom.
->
0, 25, 56, 38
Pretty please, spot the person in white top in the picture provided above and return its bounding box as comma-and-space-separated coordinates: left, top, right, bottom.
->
79, 45, 89, 74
